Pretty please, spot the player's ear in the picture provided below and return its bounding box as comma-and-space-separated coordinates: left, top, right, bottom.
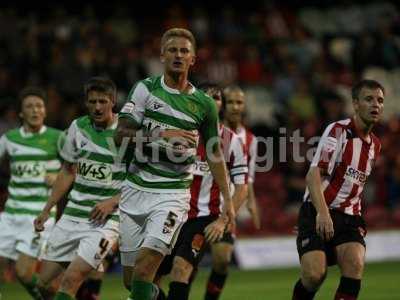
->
160, 49, 166, 63
190, 54, 196, 66
19, 112, 23, 119
352, 99, 359, 112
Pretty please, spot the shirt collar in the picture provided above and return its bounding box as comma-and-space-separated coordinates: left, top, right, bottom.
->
161, 75, 196, 95
20, 125, 47, 138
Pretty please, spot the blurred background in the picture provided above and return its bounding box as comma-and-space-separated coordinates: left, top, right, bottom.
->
1, 0, 400, 283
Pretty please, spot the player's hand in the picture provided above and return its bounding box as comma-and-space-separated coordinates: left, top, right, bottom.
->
223, 200, 236, 232
34, 211, 50, 232
161, 129, 198, 148
89, 195, 120, 226
44, 173, 58, 187
247, 200, 261, 230
204, 217, 226, 243
316, 211, 334, 241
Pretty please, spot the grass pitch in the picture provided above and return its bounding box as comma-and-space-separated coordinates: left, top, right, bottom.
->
1, 260, 399, 299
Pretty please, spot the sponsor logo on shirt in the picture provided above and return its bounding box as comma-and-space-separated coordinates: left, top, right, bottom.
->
77, 160, 112, 183
152, 102, 164, 110
11, 161, 46, 178
193, 160, 210, 176
344, 166, 367, 185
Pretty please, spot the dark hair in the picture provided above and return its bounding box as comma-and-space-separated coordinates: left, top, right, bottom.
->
84, 76, 117, 101
18, 86, 47, 111
352, 79, 385, 101
198, 82, 220, 92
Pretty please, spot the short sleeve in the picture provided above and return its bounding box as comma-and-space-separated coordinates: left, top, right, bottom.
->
248, 136, 257, 183
228, 134, 248, 185
200, 98, 219, 151
118, 82, 149, 126
59, 122, 79, 163
311, 123, 344, 175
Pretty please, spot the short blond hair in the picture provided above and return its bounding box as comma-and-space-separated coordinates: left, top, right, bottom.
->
161, 28, 196, 53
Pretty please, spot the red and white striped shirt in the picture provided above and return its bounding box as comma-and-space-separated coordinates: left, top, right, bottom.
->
189, 125, 248, 219
304, 118, 381, 216
234, 126, 257, 184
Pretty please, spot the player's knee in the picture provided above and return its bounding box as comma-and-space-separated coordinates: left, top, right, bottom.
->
212, 252, 231, 274
344, 257, 364, 277
62, 270, 85, 291
170, 257, 192, 283
15, 264, 33, 283
302, 268, 326, 288
134, 260, 157, 281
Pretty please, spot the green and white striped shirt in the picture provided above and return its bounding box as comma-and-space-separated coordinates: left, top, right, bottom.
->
0, 126, 62, 217
119, 75, 219, 193
60, 115, 125, 226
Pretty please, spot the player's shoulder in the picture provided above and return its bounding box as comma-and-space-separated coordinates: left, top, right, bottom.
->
74, 115, 90, 129
3, 127, 20, 140
137, 75, 161, 92
193, 87, 213, 103
244, 127, 256, 139
323, 118, 351, 137
44, 126, 63, 137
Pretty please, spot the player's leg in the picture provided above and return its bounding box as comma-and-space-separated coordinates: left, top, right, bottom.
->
165, 218, 208, 300
204, 241, 233, 300
335, 242, 365, 300
0, 213, 19, 284
14, 253, 43, 299
54, 226, 118, 299
76, 270, 104, 300
54, 256, 94, 299
292, 202, 328, 300
130, 246, 164, 300
0, 256, 10, 283
292, 250, 327, 300
76, 243, 117, 300
119, 209, 159, 298
36, 260, 65, 299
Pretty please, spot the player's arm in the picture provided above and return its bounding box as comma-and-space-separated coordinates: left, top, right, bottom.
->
307, 123, 342, 241
202, 102, 235, 237
246, 183, 260, 229
245, 137, 260, 229
89, 193, 121, 226
115, 82, 196, 147
306, 166, 333, 241
34, 161, 76, 231
0, 135, 7, 162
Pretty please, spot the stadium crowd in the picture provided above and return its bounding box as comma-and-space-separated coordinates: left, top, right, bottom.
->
1, 1, 400, 235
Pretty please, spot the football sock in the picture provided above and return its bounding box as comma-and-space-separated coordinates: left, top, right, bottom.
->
334, 276, 361, 300
167, 281, 189, 300
21, 273, 44, 300
204, 269, 227, 300
76, 278, 102, 300
54, 291, 75, 300
292, 279, 316, 300
130, 280, 158, 300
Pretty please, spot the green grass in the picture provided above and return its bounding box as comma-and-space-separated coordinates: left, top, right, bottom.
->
1, 261, 399, 299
